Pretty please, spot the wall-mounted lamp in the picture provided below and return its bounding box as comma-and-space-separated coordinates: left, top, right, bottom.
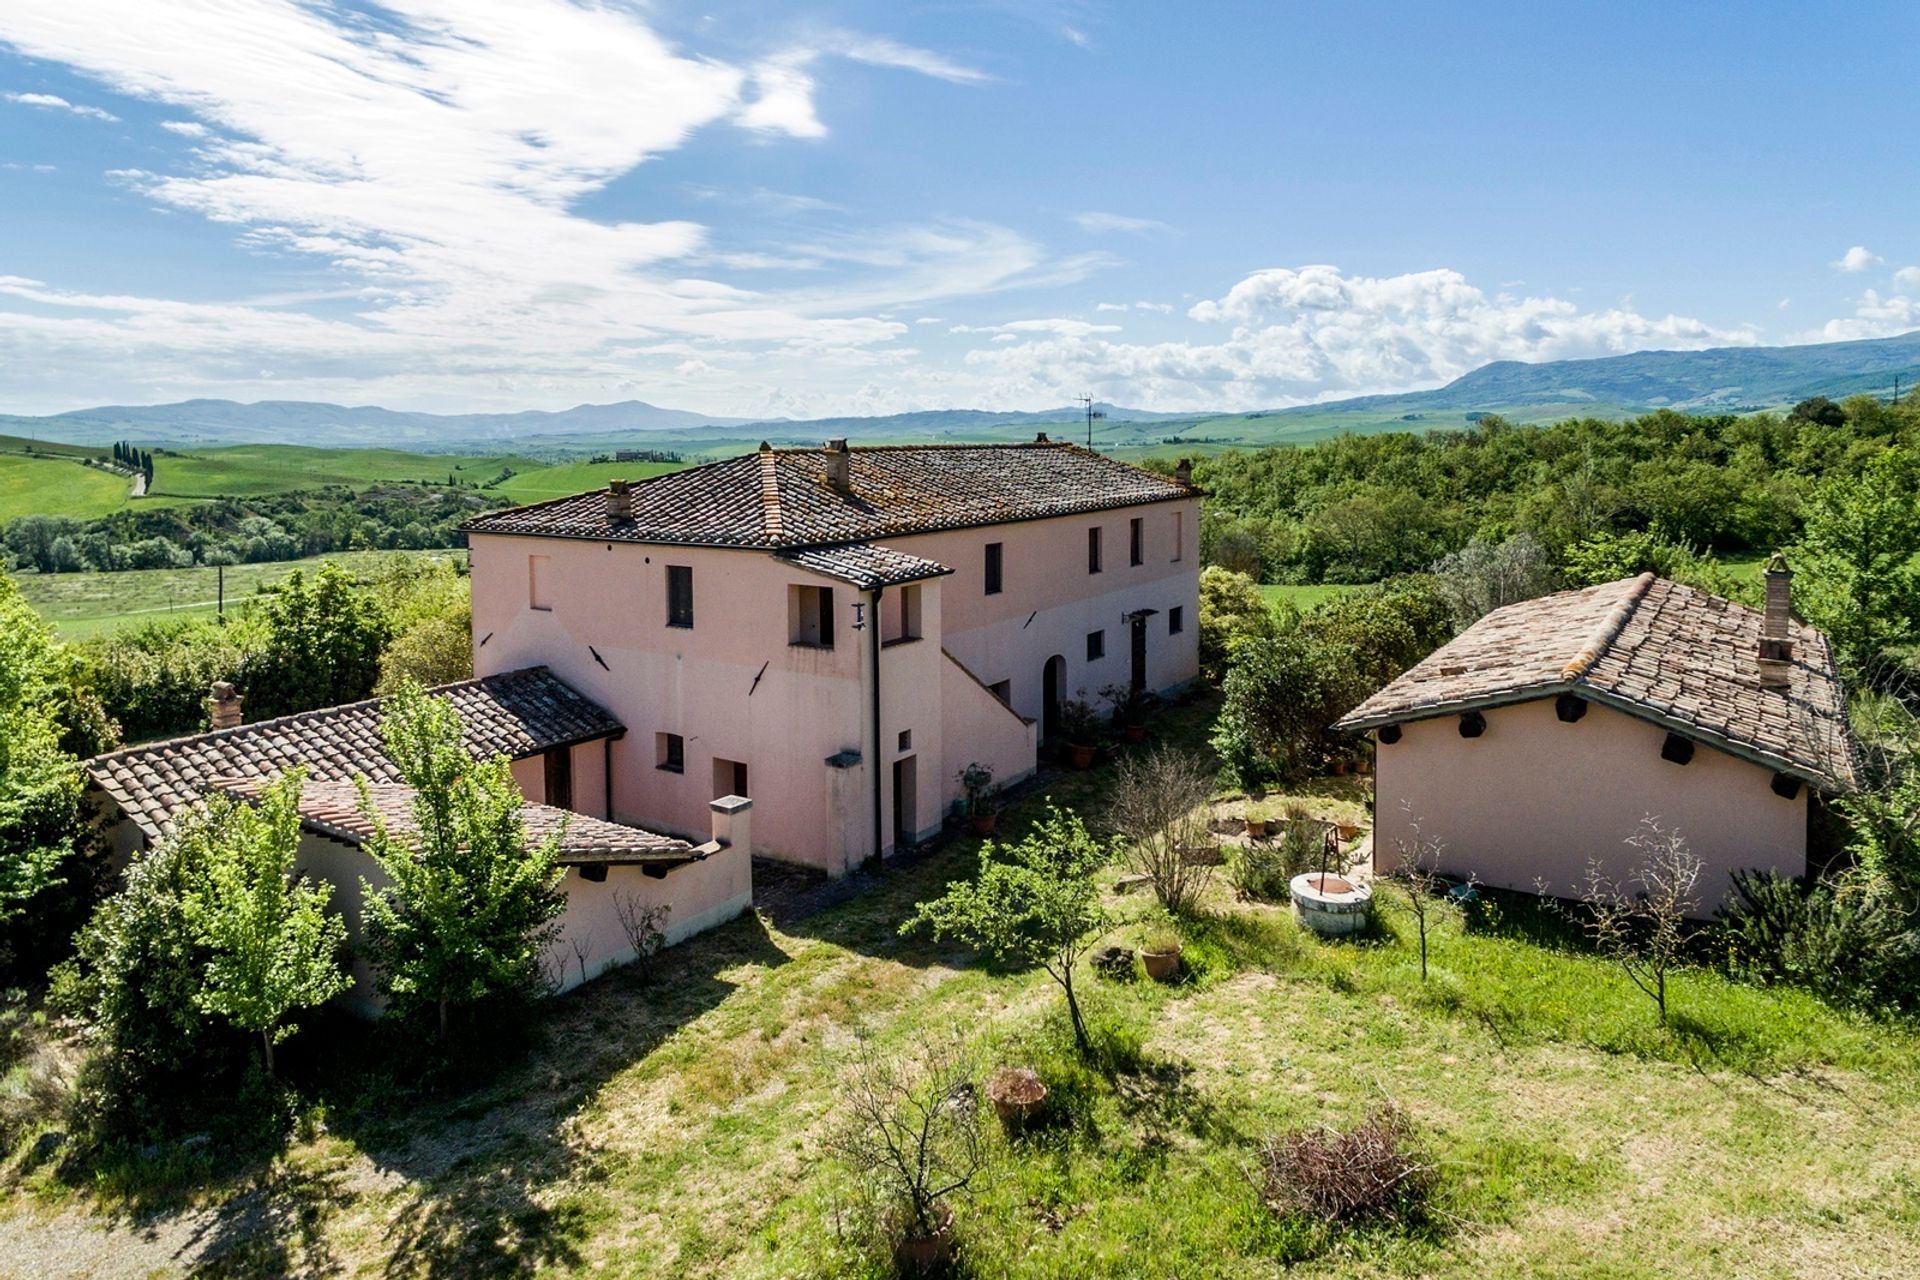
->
851, 600, 868, 631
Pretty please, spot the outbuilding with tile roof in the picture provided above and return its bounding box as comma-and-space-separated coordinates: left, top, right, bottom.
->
1338, 559, 1856, 916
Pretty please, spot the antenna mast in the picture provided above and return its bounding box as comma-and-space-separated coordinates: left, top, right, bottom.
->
1076, 395, 1106, 449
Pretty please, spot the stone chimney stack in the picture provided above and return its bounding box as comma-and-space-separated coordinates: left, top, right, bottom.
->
1758, 552, 1794, 690
209, 681, 243, 730
1175, 457, 1193, 486
605, 478, 632, 522
823, 438, 852, 494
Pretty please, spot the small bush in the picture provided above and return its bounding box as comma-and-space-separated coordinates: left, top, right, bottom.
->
1229, 841, 1295, 902
1255, 1104, 1436, 1225
1721, 870, 1918, 1011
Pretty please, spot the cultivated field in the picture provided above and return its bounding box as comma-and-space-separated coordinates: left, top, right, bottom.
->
146, 444, 537, 499
14, 549, 464, 638
4, 696, 1913, 1278
0, 448, 135, 521
491, 459, 685, 504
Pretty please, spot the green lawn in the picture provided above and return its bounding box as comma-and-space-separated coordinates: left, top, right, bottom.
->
15, 549, 464, 638
0, 452, 136, 521
7, 694, 1915, 1277
491, 458, 686, 505
149, 445, 535, 498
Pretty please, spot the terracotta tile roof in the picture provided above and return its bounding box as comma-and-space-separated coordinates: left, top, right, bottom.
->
462, 441, 1197, 549
215, 777, 696, 866
1336, 574, 1859, 792
776, 543, 952, 590
88, 668, 624, 842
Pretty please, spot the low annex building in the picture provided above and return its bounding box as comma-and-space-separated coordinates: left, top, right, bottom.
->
85, 669, 752, 1006
1336, 559, 1858, 915
462, 437, 1203, 874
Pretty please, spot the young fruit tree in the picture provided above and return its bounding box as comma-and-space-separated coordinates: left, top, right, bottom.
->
904, 804, 1114, 1054
181, 769, 350, 1075
1388, 808, 1470, 983
1108, 745, 1217, 916
1561, 816, 1703, 1024
358, 682, 567, 1041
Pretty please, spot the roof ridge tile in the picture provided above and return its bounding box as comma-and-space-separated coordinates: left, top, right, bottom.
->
1561, 572, 1656, 682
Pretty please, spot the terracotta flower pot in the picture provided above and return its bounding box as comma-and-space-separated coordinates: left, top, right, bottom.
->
894, 1201, 956, 1273
987, 1066, 1048, 1128
1123, 723, 1147, 743
1142, 947, 1181, 982
1068, 743, 1096, 770
967, 811, 998, 838
1244, 818, 1268, 839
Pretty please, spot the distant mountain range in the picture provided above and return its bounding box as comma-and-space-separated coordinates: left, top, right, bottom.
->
3, 329, 1914, 452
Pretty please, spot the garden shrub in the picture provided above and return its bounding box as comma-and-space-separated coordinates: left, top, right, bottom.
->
1255, 1104, 1436, 1226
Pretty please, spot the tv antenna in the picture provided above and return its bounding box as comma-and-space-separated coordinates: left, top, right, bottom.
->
1076, 395, 1106, 449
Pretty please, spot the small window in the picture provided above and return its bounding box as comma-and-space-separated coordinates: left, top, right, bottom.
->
543, 746, 572, 808
985, 542, 1003, 595
1129, 517, 1143, 566
1088, 527, 1103, 574
1086, 629, 1105, 661
1169, 606, 1184, 635
885, 583, 923, 645
988, 679, 1011, 705
898, 729, 912, 751
1172, 511, 1184, 562
790, 584, 835, 648
656, 732, 684, 773
666, 565, 693, 628
528, 555, 552, 611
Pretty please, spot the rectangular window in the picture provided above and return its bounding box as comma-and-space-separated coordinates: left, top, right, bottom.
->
656, 732, 684, 773
543, 746, 573, 808
885, 583, 923, 645
713, 757, 748, 799
988, 679, 1011, 705
1129, 517, 1144, 566
790, 584, 835, 648
528, 555, 552, 611
1173, 511, 1185, 562
666, 565, 693, 628
1088, 527, 1103, 574
1169, 606, 1185, 635
1086, 629, 1105, 661
984, 542, 1003, 595
898, 729, 912, 751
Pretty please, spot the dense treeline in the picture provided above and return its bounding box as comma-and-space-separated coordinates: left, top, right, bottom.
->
2, 484, 500, 574
1193, 393, 1920, 586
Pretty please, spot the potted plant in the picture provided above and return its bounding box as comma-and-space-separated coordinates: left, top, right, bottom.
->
1099, 682, 1159, 743
1058, 694, 1102, 769
1244, 803, 1271, 839
1141, 922, 1183, 981
986, 1066, 1048, 1129
956, 761, 997, 837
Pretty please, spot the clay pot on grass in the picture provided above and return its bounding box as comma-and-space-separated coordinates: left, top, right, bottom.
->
987, 1067, 1048, 1129
967, 810, 999, 838
1067, 743, 1096, 770
1122, 722, 1147, 744
1141, 927, 1183, 981
894, 1201, 956, 1273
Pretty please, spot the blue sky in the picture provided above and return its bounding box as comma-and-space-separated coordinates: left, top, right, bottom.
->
0, 0, 1915, 418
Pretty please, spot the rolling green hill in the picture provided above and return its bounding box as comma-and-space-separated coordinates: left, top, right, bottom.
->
490, 458, 685, 504
147, 443, 538, 498
0, 451, 134, 521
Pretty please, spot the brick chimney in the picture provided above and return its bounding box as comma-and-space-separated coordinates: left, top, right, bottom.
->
1758, 552, 1794, 689
1034, 431, 1050, 443
823, 438, 852, 494
209, 681, 243, 730
605, 477, 632, 522
1175, 457, 1193, 486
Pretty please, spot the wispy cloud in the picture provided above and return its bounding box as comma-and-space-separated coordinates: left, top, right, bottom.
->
158, 118, 206, 137
1832, 245, 1883, 273
4, 89, 117, 120
834, 34, 991, 84
1802, 288, 1918, 342
1072, 210, 1173, 236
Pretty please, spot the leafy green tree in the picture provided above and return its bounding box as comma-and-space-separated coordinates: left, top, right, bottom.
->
358, 683, 566, 1041
904, 804, 1114, 1054
1198, 565, 1277, 683
0, 572, 85, 931
1790, 451, 1920, 677
243, 562, 391, 719
1212, 629, 1366, 787
180, 770, 348, 1075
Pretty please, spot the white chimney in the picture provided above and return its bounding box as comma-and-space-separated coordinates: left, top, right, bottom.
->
209, 681, 243, 730
1758, 552, 1794, 689
823, 438, 852, 494
605, 477, 632, 522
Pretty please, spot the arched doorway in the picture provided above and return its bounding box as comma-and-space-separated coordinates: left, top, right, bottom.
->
1041, 654, 1066, 743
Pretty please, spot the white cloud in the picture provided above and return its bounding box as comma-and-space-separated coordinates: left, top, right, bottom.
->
1072, 210, 1172, 235
914, 316, 944, 324
3, 89, 117, 120
0, 2, 1074, 415
1895, 266, 1920, 291
1801, 289, 1918, 342
1833, 245, 1883, 273
951, 317, 1121, 338
158, 119, 206, 137
834, 35, 990, 84
964, 263, 1755, 412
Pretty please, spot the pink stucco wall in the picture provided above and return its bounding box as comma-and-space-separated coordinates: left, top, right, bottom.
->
1372, 697, 1808, 917
468, 495, 1201, 876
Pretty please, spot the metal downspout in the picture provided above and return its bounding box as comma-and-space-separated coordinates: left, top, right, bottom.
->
869, 585, 885, 870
